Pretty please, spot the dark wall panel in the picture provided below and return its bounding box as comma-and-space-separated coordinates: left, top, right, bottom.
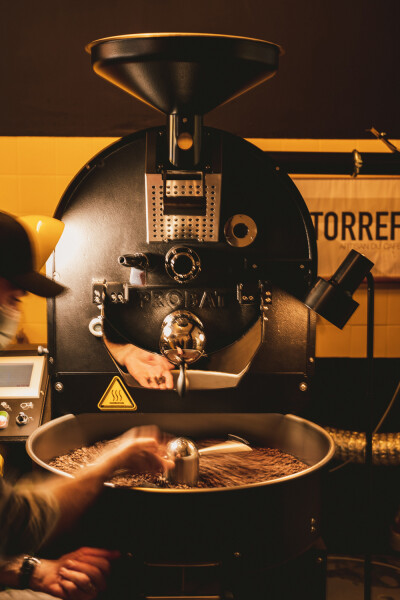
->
1, 0, 399, 138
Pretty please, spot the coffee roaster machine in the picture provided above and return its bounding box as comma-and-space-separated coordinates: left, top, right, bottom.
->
28, 34, 338, 599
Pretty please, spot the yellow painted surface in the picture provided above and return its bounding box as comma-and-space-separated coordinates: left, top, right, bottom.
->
0, 136, 398, 357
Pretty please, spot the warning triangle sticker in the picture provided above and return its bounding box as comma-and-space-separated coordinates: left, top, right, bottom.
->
98, 377, 137, 411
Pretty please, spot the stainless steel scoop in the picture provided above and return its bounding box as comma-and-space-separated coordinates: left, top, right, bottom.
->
166, 436, 252, 486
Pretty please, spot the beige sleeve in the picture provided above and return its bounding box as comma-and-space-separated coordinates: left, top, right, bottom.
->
0, 477, 59, 559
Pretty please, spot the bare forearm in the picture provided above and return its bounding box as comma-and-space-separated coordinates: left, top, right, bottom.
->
44, 456, 118, 537
103, 336, 174, 389
103, 337, 132, 366
0, 556, 23, 588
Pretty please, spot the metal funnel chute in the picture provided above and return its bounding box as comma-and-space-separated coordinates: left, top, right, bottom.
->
87, 33, 281, 116
87, 33, 281, 168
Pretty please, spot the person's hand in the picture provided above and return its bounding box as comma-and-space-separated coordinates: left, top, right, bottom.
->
31, 547, 120, 600
123, 345, 174, 390
104, 339, 174, 390
100, 425, 174, 476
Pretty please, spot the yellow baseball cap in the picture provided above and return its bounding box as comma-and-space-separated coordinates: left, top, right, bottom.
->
0, 211, 66, 297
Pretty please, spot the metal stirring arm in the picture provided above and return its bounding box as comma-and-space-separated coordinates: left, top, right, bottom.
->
166, 437, 252, 486
199, 440, 253, 455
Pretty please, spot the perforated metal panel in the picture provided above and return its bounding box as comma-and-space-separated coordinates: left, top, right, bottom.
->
145, 173, 221, 242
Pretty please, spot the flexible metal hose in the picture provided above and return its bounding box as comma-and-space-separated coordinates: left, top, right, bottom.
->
325, 428, 400, 466
324, 380, 400, 466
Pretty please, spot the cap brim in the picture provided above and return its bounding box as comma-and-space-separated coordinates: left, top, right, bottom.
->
11, 271, 66, 298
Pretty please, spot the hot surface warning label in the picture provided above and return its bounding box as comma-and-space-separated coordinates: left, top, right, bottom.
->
97, 377, 137, 411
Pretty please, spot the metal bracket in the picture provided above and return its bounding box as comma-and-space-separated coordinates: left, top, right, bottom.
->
367, 126, 400, 154
106, 283, 129, 304
351, 149, 363, 178
237, 282, 258, 305
92, 281, 105, 304
92, 281, 129, 304
260, 281, 272, 306
237, 280, 272, 307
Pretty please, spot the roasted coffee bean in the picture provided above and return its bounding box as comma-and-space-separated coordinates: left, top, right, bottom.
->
49, 439, 308, 489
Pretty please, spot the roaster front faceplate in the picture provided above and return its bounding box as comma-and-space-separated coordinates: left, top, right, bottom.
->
48, 124, 317, 416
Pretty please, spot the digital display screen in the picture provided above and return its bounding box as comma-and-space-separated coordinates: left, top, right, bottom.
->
0, 364, 33, 387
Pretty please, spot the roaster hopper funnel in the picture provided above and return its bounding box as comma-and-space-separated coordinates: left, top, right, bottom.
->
86, 33, 281, 116
87, 33, 280, 167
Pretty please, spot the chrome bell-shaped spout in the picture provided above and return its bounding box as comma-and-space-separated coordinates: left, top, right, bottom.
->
160, 310, 205, 364
166, 437, 200, 486
160, 310, 205, 396
166, 436, 252, 486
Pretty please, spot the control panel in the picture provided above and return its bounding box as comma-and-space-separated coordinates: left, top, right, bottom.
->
0, 354, 48, 441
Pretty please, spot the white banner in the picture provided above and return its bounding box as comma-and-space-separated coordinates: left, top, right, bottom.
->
293, 178, 400, 279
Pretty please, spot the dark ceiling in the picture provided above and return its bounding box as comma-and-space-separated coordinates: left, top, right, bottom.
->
1, 0, 399, 139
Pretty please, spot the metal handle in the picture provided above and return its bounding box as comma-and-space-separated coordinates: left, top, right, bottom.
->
177, 362, 188, 397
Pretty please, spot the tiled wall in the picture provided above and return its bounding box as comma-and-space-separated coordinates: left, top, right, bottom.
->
0, 137, 115, 345
0, 136, 399, 357
315, 284, 400, 357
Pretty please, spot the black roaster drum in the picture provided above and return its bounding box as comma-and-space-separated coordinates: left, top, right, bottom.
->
35, 33, 334, 570
27, 412, 334, 566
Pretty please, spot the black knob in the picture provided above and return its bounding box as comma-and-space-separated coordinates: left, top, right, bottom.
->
16, 412, 29, 426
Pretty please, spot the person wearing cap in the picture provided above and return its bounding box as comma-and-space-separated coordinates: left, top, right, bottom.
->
0, 210, 173, 391
0, 212, 65, 351
0, 211, 174, 598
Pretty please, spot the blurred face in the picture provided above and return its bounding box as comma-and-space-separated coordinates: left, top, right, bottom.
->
0, 277, 26, 309
0, 278, 25, 349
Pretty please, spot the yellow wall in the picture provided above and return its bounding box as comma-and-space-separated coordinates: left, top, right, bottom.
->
0, 136, 399, 357
0, 137, 116, 345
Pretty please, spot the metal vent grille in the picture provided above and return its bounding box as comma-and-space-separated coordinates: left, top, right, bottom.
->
145, 173, 221, 242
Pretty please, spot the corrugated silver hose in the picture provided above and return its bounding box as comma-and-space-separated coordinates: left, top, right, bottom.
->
325, 428, 400, 466
324, 380, 400, 467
